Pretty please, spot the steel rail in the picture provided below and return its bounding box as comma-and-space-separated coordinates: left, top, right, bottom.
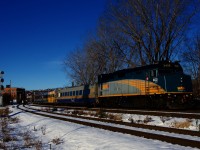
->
18, 105, 200, 149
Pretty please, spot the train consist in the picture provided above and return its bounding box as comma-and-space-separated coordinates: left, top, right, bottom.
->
35, 61, 194, 109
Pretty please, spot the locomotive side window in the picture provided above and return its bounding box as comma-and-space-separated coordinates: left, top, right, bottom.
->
151, 70, 157, 77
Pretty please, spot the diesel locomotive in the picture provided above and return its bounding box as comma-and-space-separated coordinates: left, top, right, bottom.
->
36, 61, 194, 109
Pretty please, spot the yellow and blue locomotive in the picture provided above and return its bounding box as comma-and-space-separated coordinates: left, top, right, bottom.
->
98, 61, 193, 109
47, 61, 193, 109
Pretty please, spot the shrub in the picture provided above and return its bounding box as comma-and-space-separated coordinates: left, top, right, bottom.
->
77, 110, 84, 115
96, 109, 107, 118
71, 110, 79, 115
143, 116, 152, 124
51, 137, 64, 145
160, 116, 170, 123
128, 116, 135, 123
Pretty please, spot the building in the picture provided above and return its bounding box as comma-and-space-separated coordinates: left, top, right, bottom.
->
3, 87, 26, 104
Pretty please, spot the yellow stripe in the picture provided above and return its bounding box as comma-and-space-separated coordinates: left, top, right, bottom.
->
114, 79, 166, 94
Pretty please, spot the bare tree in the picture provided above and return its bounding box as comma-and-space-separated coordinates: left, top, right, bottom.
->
63, 0, 199, 85
182, 36, 200, 96
63, 48, 91, 85
102, 0, 199, 65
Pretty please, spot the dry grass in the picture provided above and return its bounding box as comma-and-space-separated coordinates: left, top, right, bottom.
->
0, 107, 10, 117
95, 109, 107, 118
9, 117, 20, 124
34, 140, 42, 150
51, 137, 64, 145
108, 114, 122, 121
0, 142, 5, 149
23, 130, 34, 147
41, 125, 46, 135
171, 120, 191, 129
87, 111, 96, 116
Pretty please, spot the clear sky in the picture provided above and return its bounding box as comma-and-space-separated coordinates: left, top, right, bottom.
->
0, 0, 107, 90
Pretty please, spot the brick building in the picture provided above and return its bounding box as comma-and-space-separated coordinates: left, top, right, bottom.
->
3, 87, 26, 104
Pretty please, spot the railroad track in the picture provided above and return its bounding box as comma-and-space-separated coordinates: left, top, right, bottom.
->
18, 105, 200, 149
31, 104, 200, 119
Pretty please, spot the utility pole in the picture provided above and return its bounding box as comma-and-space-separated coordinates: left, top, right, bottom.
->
0, 71, 4, 106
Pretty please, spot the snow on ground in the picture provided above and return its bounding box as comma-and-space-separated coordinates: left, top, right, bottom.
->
20, 105, 200, 142
5, 106, 199, 150
28, 105, 200, 131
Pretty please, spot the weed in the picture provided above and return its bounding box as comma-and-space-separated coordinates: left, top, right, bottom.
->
34, 140, 42, 150
9, 117, 20, 124
33, 126, 37, 131
71, 110, 79, 115
108, 114, 115, 120
0, 141, 5, 149
23, 130, 33, 147
41, 125, 46, 135
3, 134, 12, 142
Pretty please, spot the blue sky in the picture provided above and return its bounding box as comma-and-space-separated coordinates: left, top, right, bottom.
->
0, 0, 106, 90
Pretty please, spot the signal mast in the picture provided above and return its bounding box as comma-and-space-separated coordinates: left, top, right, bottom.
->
0, 71, 4, 106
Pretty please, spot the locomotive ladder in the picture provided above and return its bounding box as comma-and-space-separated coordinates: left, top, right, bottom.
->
145, 78, 150, 95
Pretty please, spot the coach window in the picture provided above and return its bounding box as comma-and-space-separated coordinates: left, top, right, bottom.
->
76, 91, 78, 95
70, 91, 72, 96
79, 90, 82, 95
73, 91, 75, 96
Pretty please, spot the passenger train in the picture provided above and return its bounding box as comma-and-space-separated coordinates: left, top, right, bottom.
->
35, 61, 194, 109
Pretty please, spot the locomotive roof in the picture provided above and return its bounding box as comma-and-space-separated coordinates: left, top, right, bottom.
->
98, 61, 183, 81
